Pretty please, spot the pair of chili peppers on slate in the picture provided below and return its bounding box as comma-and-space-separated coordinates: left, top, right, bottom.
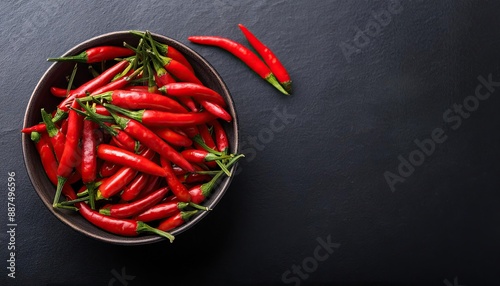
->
188, 23, 292, 95
24, 30, 244, 242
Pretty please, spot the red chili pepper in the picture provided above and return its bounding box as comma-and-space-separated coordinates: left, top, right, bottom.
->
54, 100, 83, 207
100, 186, 169, 219
40, 109, 66, 161
31, 132, 76, 200
181, 149, 231, 165
86, 90, 188, 113
155, 77, 199, 112
76, 201, 174, 242
238, 24, 292, 93
58, 60, 130, 111
99, 160, 121, 177
98, 166, 138, 199
120, 173, 150, 201
188, 35, 289, 95
97, 147, 155, 199
195, 124, 217, 150
157, 210, 198, 232
48, 46, 135, 63
94, 105, 111, 116
109, 126, 139, 153
210, 119, 229, 153
81, 119, 98, 208
152, 127, 193, 147
134, 201, 189, 222
105, 103, 216, 128
109, 113, 194, 172
50, 86, 71, 98
96, 144, 166, 177
152, 52, 203, 85
136, 175, 161, 200
197, 99, 232, 122
88, 68, 140, 95
21, 123, 47, 134
160, 157, 192, 202
158, 83, 227, 107
179, 126, 199, 138
31, 132, 58, 185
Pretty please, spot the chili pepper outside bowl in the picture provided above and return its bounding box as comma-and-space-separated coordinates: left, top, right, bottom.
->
22, 31, 239, 245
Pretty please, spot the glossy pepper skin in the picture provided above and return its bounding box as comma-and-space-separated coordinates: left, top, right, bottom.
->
48, 46, 135, 63
157, 210, 198, 232
134, 201, 189, 222
99, 186, 169, 219
77, 201, 175, 243
238, 24, 292, 93
109, 113, 195, 172
96, 144, 166, 177
58, 60, 129, 111
188, 35, 288, 95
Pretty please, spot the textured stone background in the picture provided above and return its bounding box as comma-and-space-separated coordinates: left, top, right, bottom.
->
1, 1, 500, 285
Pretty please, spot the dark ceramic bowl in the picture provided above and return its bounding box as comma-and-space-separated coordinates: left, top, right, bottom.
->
22, 31, 239, 245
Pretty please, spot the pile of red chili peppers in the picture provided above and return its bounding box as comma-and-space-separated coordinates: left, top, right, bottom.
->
23, 30, 245, 243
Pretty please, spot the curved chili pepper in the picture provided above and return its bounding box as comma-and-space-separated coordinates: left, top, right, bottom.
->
120, 173, 150, 201
54, 100, 83, 207
50, 86, 71, 98
110, 126, 140, 153
96, 144, 166, 177
31, 132, 58, 185
108, 112, 194, 172
88, 67, 141, 95
158, 83, 227, 107
21, 123, 47, 134
85, 90, 188, 113
150, 51, 202, 85
76, 201, 174, 242
99, 159, 121, 177
181, 149, 232, 164
99, 186, 169, 219
188, 35, 289, 95
98, 166, 138, 199
160, 157, 191, 202
197, 99, 232, 122
136, 175, 161, 200
48, 46, 135, 63
134, 201, 189, 222
157, 210, 198, 232
238, 24, 292, 93
81, 119, 98, 209
31, 132, 76, 200
210, 119, 229, 153
40, 109, 66, 161
179, 126, 199, 138
104, 103, 216, 127
152, 127, 193, 147
58, 60, 130, 111
97, 147, 155, 199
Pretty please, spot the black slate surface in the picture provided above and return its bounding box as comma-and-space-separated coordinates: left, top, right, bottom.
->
1, 1, 500, 285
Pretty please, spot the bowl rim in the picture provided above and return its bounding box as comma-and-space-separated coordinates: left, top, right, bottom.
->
22, 30, 239, 245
